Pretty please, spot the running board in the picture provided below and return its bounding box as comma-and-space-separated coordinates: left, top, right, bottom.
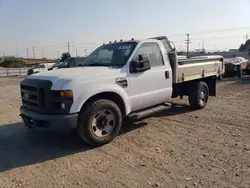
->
128, 103, 171, 120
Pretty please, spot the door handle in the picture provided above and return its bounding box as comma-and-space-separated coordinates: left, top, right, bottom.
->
165, 71, 169, 79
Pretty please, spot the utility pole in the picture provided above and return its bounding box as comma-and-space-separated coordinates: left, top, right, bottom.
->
185, 33, 191, 56
16, 44, 19, 58
26, 48, 29, 59
67, 42, 70, 54
57, 50, 60, 59
42, 52, 44, 59
202, 41, 205, 51
76, 48, 78, 57
84, 49, 88, 56
32, 47, 35, 59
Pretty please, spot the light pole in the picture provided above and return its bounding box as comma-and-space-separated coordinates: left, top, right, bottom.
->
179, 45, 183, 52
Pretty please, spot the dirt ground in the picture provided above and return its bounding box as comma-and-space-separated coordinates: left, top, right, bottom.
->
0, 76, 249, 188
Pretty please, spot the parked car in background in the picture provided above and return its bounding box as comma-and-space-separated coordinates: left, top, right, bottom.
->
58, 57, 87, 69
246, 59, 250, 74
27, 63, 55, 75
224, 57, 248, 77
48, 61, 63, 70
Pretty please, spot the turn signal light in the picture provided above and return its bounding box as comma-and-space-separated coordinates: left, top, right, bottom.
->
60, 90, 73, 98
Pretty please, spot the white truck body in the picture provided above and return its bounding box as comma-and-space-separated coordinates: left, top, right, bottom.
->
20, 36, 223, 146
27, 63, 55, 75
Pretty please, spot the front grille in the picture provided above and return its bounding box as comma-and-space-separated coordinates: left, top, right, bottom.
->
20, 79, 52, 113
20, 78, 73, 114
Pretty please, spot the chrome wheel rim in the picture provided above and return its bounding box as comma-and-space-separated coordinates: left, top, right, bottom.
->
199, 89, 206, 105
91, 109, 115, 137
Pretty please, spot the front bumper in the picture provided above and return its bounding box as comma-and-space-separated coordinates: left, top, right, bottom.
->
20, 105, 78, 130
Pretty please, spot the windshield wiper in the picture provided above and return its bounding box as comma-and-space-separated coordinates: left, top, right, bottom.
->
84, 63, 105, 66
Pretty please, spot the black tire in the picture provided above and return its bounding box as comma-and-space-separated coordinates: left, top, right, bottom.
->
77, 99, 122, 146
237, 67, 242, 78
188, 82, 209, 110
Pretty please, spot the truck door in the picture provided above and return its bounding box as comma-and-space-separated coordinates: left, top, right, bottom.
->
127, 42, 172, 111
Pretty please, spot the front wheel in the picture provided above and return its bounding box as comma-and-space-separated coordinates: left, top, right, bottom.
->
237, 67, 242, 78
77, 99, 122, 146
188, 82, 209, 110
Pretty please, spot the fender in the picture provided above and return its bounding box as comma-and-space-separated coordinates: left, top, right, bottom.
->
69, 83, 131, 115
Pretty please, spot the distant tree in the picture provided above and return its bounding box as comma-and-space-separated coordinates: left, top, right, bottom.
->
239, 39, 250, 51
61, 52, 71, 61
1, 58, 26, 68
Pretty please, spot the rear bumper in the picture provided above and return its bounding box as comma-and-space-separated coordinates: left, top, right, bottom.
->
20, 105, 78, 130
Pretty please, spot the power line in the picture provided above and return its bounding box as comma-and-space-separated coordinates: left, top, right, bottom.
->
174, 35, 244, 43
169, 26, 250, 37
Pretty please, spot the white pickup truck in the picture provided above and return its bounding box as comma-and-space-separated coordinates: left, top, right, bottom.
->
27, 63, 55, 75
20, 36, 223, 146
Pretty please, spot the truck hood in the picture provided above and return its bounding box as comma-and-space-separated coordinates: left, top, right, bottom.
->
27, 66, 124, 86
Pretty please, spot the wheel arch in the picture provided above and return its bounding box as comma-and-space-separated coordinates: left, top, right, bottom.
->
79, 92, 127, 116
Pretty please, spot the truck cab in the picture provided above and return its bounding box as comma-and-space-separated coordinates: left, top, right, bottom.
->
20, 36, 223, 146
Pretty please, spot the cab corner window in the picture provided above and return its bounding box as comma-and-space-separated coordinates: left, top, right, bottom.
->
134, 43, 164, 67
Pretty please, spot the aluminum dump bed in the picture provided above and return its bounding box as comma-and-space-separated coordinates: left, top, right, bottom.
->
176, 56, 223, 83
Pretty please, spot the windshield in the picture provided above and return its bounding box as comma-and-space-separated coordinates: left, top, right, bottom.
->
32, 64, 40, 69
52, 62, 61, 68
82, 42, 137, 67
58, 60, 70, 68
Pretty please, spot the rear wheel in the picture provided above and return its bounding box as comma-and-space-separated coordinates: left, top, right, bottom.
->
77, 99, 122, 146
237, 67, 242, 78
188, 82, 209, 110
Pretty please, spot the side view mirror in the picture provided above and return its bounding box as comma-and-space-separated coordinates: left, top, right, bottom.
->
130, 54, 151, 73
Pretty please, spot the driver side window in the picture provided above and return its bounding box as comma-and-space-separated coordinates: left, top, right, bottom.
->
134, 43, 164, 67
39, 64, 45, 69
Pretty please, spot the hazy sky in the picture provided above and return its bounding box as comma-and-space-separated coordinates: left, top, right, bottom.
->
0, 0, 250, 58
